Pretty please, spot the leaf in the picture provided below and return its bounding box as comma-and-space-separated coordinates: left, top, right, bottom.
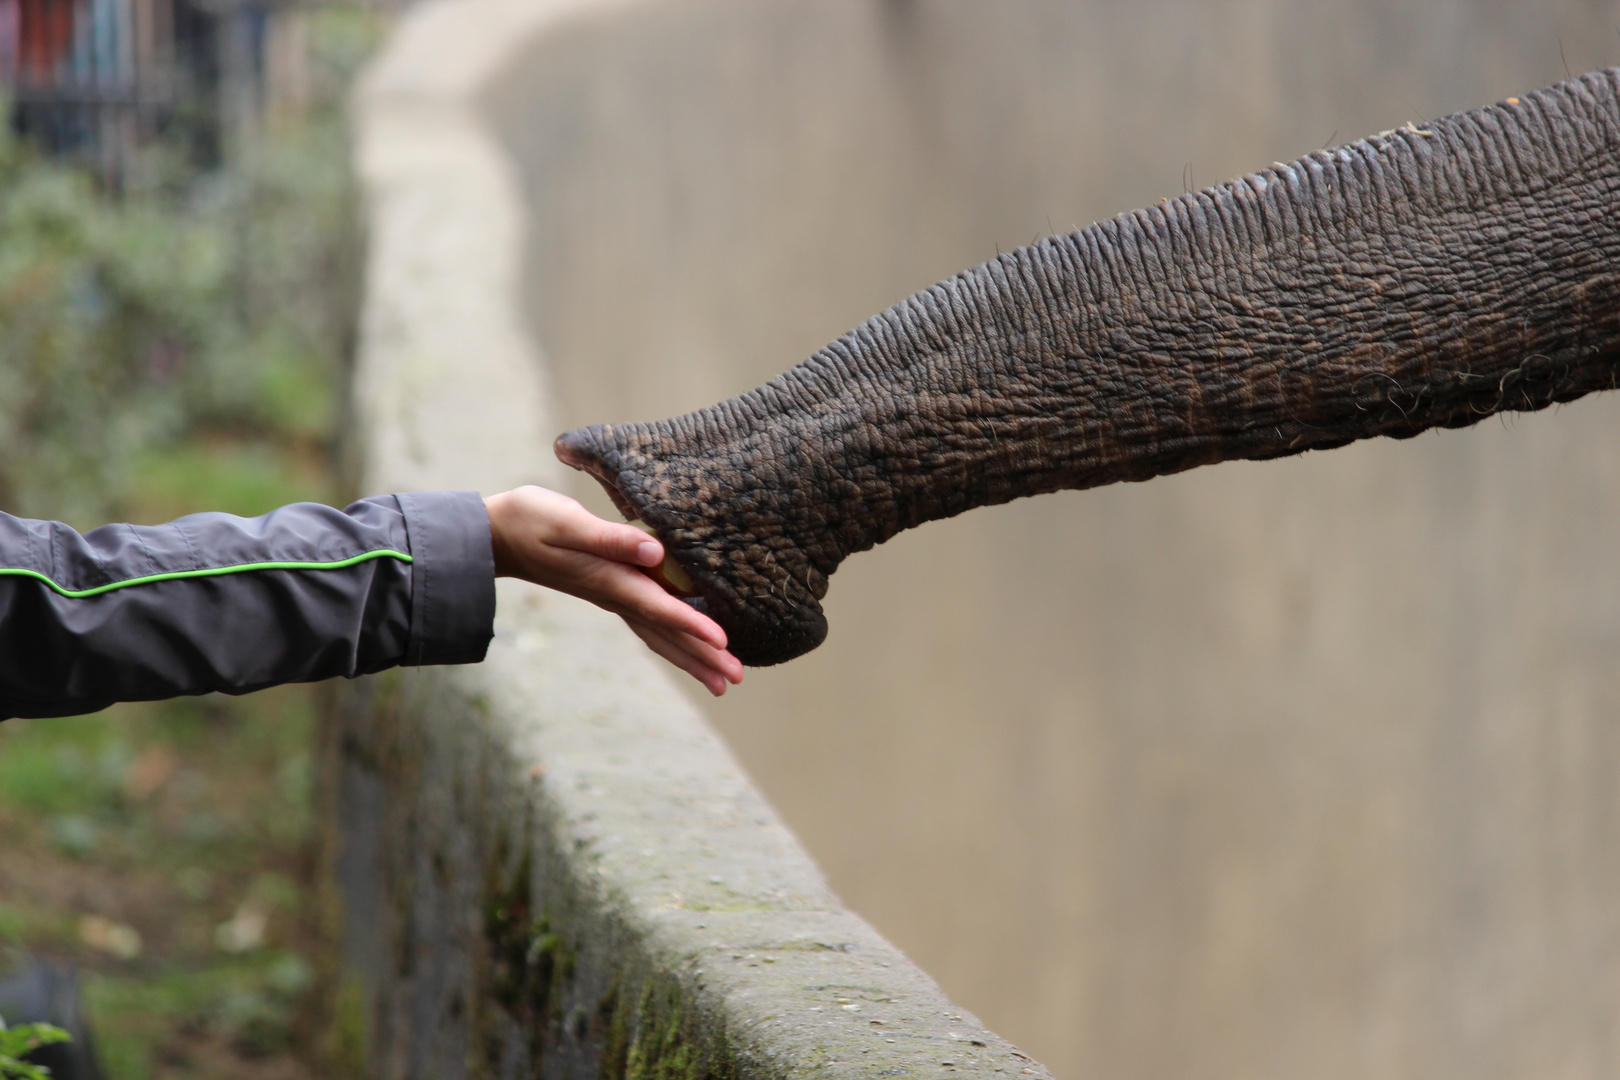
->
0, 1023, 71, 1080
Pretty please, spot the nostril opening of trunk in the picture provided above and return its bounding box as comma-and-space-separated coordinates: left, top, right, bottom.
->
554, 431, 640, 520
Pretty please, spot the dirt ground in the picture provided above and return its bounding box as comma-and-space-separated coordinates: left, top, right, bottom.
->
0, 643, 332, 1079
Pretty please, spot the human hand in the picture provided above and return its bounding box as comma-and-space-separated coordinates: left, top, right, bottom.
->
483, 486, 744, 696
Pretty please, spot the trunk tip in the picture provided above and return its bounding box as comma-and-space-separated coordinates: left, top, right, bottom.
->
553, 426, 600, 471
554, 424, 638, 520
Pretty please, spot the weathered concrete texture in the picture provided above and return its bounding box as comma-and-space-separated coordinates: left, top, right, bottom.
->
351, 0, 1620, 1077
337, 0, 1053, 1076
332, 589, 1049, 1078
478, 2, 1620, 1079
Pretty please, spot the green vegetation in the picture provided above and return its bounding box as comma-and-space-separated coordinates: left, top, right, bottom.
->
0, 7, 384, 1078
0, 1021, 70, 1080
0, 6, 378, 530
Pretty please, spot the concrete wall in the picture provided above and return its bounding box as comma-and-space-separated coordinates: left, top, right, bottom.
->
476, 2, 1620, 1079
336, 1, 1052, 1076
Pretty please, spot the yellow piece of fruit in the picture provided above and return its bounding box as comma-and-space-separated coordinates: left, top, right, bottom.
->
630, 520, 698, 596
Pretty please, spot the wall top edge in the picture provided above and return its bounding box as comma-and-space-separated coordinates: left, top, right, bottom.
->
355, 0, 640, 114
350, 0, 1056, 1072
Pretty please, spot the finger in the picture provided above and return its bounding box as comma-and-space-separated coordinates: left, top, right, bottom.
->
579, 520, 663, 567
630, 623, 730, 696
537, 555, 731, 652
631, 612, 745, 683
629, 617, 745, 684
638, 592, 730, 653
545, 498, 664, 566
587, 565, 729, 650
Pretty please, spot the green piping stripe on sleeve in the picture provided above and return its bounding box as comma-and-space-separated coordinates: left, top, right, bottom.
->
0, 548, 414, 599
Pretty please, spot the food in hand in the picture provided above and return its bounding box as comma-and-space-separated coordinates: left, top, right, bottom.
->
629, 521, 698, 597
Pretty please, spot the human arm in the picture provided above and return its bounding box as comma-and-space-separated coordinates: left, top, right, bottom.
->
0, 491, 492, 720
0, 487, 740, 720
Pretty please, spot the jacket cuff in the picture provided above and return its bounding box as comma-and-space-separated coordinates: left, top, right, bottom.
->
396, 491, 496, 666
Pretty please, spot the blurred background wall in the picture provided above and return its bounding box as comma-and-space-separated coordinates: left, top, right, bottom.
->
484, 2, 1620, 1077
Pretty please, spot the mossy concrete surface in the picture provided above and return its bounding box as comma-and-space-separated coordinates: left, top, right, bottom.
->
328, 590, 1052, 1078
334, 0, 1055, 1075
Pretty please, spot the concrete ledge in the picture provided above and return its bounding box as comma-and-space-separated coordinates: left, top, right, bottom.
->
334, 0, 1054, 1075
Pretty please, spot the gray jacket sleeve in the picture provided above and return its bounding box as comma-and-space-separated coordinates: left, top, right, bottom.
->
0, 490, 495, 720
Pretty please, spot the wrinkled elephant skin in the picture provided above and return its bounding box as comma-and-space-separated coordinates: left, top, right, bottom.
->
557, 69, 1620, 666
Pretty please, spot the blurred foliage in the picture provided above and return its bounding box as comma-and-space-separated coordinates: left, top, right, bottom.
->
0, 689, 326, 1078
0, 3, 384, 529
0, 5, 386, 1079
0, 1021, 70, 1080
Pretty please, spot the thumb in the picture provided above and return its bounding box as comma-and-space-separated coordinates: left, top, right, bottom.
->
593, 520, 664, 567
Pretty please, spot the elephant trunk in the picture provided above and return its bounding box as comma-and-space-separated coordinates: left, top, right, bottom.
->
557, 69, 1620, 666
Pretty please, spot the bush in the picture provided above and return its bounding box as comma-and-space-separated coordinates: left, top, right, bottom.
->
0, 26, 366, 529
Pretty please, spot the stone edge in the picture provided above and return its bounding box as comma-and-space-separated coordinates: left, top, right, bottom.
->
346, 0, 1056, 1075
